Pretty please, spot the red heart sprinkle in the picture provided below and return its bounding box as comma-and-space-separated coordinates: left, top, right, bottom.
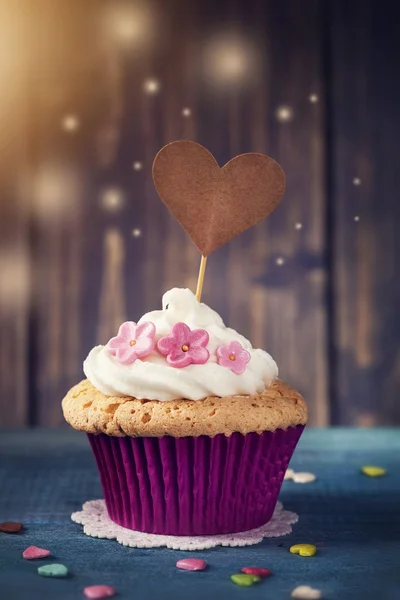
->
22, 546, 51, 560
176, 558, 207, 571
241, 567, 272, 578
83, 585, 116, 598
0, 522, 23, 533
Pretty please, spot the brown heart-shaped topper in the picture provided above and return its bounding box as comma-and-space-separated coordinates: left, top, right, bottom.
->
152, 140, 286, 256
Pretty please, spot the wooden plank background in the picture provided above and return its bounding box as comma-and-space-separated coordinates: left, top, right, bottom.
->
0, 0, 398, 427
330, 0, 400, 426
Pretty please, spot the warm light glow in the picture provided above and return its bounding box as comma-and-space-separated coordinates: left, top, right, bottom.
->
276, 257, 285, 266
143, 78, 161, 94
33, 165, 80, 221
132, 161, 143, 171
182, 107, 191, 117
356, 412, 377, 427
203, 32, 262, 87
353, 177, 361, 186
354, 215, 360, 222
61, 114, 80, 133
295, 222, 303, 230
275, 105, 294, 123
309, 94, 319, 103
100, 187, 125, 212
132, 228, 142, 237
0, 6, 24, 93
102, 2, 155, 48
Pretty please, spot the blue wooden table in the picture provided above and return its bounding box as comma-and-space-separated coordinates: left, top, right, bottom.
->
1, 429, 399, 600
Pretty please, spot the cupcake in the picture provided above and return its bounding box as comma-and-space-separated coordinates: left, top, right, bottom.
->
63, 287, 307, 535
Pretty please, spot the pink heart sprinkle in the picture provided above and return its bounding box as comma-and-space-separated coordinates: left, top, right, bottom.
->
83, 585, 116, 599
176, 558, 207, 571
22, 546, 51, 560
241, 567, 272, 578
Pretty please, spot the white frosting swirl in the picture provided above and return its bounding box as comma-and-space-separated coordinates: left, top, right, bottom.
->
84, 288, 278, 401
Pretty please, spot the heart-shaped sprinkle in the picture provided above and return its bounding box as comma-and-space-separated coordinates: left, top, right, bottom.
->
241, 567, 271, 578
153, 140, 286, 256
0, 521, 23, 533
289, 544, 317, 557
292, 472, 317, 484
284, 468, 295, 480
361, 466, 386, 477
291, 585, 322, 599
83, 585, 116, 598
176, 558, 207, 571
22, 546, 51, 560
231, 573, 261, 586
38, 564, 68, 577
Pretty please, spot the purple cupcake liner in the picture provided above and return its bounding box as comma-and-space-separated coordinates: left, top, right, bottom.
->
88, 426, 304, 536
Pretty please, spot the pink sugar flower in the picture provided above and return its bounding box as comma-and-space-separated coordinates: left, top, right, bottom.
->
107, 321, 156, 365
157, 322, 210, 368
216, 340, 250, 375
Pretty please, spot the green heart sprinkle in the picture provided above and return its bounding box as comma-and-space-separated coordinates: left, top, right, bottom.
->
38, 564, 68, 578
289, 543, 317, 557
231, 573, 260, 586
361, 466, 386, 477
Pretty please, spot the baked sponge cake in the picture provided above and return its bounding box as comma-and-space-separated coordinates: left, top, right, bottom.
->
62, 288, 307, 535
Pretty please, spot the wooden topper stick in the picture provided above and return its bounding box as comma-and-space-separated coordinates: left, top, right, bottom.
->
195, 255, 207, 302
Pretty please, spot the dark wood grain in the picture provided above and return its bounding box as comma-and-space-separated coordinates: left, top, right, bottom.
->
0, 2, 31, 426
0, 0, 398, 427
330, 0, 400, 425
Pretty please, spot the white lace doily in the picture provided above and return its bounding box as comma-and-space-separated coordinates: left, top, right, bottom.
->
71, 500, 298, 551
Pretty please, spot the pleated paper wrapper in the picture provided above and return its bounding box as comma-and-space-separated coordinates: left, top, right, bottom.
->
88, 425, 304, 536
